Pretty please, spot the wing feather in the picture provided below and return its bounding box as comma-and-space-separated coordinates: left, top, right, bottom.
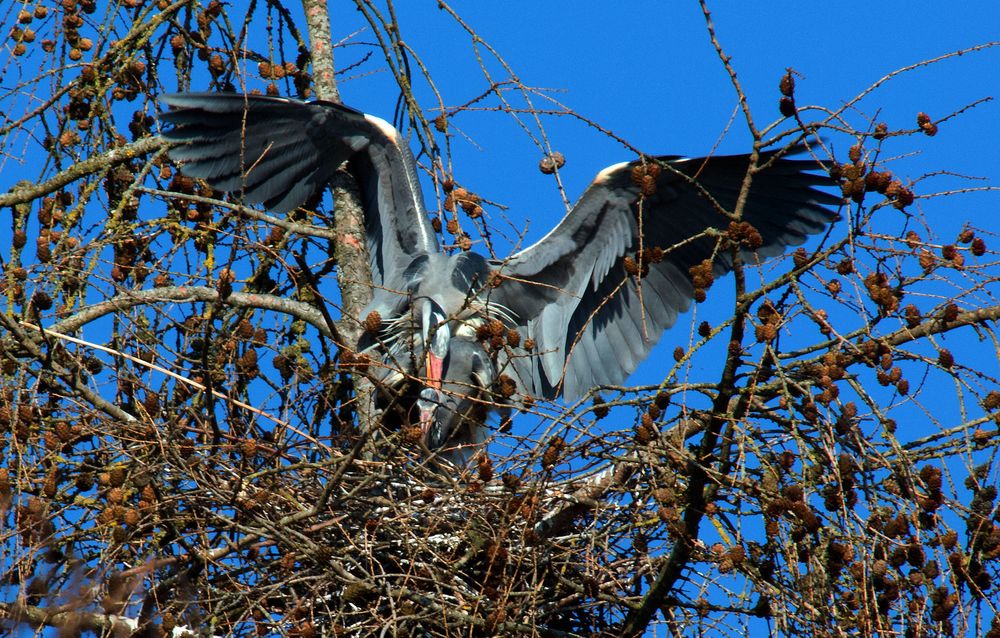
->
159, 92, 438, 293
495, 148, 840, 401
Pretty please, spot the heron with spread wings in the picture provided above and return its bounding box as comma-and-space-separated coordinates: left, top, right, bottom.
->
160, 92, 839, 464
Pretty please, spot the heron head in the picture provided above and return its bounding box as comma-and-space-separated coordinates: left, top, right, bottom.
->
415, 337, 496, 464
417, 387, 448, 449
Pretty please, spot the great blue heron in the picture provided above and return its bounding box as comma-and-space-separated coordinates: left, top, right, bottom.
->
160, 93, 840, 463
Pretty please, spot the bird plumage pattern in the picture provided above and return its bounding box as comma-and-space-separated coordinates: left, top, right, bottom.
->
160, 92, 840, 464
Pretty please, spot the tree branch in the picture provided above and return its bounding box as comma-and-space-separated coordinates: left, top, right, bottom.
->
0, 137, 163, 209
300, 0, 378, 441
45, 285, 335, 338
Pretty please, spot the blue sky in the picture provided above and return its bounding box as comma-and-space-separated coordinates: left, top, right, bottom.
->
331, 2, 999, 249
1, 2, 998, 636
323, 9, 1000, 632
321, 3, 1000, 410
1, 1, 991, 460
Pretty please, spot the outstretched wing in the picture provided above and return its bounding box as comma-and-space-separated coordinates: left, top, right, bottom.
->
493, 149, 841, 400
159, 92, 438, 294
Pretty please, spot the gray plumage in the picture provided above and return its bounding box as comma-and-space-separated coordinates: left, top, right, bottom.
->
160, 93, 437, 312
160, 92, 840, 462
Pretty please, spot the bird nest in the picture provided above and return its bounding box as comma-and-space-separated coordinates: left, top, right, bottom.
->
223, 448, 634, 637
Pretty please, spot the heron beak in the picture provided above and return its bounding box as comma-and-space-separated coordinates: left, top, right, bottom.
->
426, 351, 443, 389
419, 405, 435, 443
417, 388, 438, 446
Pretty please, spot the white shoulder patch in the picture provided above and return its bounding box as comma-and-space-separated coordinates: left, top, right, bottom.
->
364, 114, 400, 144
594, 161, 630, 184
